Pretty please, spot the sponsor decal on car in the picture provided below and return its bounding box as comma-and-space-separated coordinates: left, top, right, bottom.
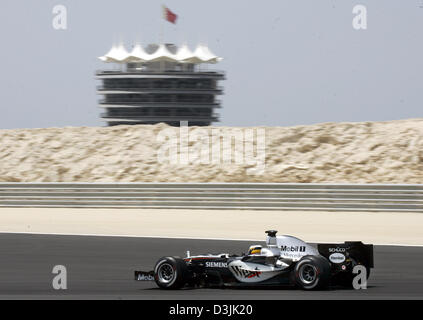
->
246, 271, 262, 278
205, 262, 228, 268
328, 247, 346, 253
230, 266, 262, 278
280, 252, 308, 261
280, 246, 306, 252
135, 271, 155, 281
329, 252, 346, 264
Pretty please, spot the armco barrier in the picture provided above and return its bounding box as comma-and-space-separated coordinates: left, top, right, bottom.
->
0, 183, 422, 212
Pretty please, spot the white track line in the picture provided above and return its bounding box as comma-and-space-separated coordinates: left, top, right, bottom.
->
0, 230, 422, 247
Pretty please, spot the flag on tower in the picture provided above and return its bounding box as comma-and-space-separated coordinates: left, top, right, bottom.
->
163, 5, 177, 24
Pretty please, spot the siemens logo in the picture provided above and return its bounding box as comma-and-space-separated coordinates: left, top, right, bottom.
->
280, 246, 306, 252
206, 262, 228, 268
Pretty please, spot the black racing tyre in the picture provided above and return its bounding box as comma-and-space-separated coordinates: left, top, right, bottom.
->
294, 255, 331, 290
154, 256, 189, 289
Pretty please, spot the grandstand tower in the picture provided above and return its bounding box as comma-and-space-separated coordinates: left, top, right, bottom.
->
96, 43, 225, 126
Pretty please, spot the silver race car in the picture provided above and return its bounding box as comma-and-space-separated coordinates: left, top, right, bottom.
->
135, 230, 374, 290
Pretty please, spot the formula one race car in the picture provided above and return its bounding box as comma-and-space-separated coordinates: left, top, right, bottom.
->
135, 230, 374, 290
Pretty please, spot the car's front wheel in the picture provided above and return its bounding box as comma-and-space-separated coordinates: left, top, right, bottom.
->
294, 255, 331, 290
154, 256, 188, 289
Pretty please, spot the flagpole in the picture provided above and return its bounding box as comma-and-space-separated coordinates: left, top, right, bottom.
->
160, 4, 164, 44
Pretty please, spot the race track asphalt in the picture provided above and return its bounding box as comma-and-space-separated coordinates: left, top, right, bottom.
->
0, 233, 422, 299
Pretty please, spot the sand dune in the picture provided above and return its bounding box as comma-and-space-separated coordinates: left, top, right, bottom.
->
0, 119, 422, 183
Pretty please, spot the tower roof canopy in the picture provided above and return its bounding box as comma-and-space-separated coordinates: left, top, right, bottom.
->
148, 43, 178, 62
99, 44, 130, 62
193, 44, 222, 64
99, 43, 222, 64
175, 44, 196, 62
127, 44, 150, 62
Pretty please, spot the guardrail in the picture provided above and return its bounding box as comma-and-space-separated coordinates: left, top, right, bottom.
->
0, 183, 422, 212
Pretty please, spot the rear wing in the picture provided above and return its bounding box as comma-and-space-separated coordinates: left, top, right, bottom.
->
317, 241, 374, 268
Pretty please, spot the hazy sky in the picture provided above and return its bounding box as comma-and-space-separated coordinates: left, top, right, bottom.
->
0, 0, 422, 129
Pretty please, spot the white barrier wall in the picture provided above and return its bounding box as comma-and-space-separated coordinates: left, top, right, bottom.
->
0, 183, 422, 212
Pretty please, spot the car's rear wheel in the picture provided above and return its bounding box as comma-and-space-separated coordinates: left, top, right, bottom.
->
154, 256, 188, 289
295, 255, 331, 290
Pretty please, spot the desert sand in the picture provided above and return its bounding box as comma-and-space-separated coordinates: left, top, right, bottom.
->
0, 118, 422, 183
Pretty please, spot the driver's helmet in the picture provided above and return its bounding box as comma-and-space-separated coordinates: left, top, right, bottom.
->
248, 245, 262, 255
